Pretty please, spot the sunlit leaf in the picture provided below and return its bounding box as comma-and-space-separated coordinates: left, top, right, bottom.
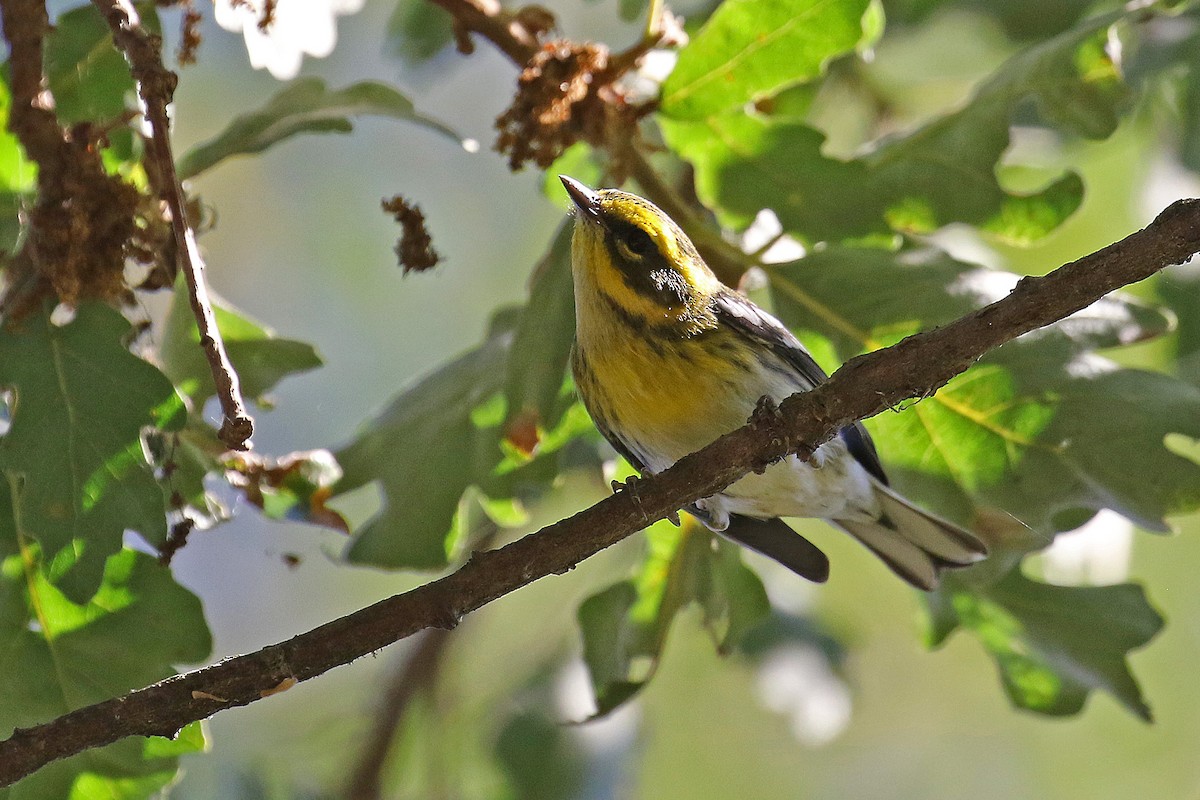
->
0, 481, 211, 797
176, 78, 463, 180
663, 10, 1130, 243
928, 570, 1163, 720
661, 0, 872, 120
0, 302, 185, 601
43, 6, 138, 124
0, 81, 34, 196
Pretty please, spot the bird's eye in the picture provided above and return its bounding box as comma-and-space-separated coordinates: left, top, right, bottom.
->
620, 228, 656, 259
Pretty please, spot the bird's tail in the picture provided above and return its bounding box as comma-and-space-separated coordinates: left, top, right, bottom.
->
835, 482, 988, 591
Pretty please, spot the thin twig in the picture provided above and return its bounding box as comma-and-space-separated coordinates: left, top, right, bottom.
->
2, 197, 1198, 788
0, 0, 58, 164
428, 0, 539, 64
92, 0, 254, 450
343, 629, 452, 800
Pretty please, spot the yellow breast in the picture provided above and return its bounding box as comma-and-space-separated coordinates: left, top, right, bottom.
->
573, 301, 759, 465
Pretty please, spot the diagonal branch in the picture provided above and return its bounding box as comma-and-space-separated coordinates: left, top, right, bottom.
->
92, 0, 254, 449
1, 197, 1198, 788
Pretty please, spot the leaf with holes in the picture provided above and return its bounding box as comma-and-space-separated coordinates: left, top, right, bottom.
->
0, 302, 186, 602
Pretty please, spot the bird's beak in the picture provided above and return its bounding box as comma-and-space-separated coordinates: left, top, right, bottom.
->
559, 175, 602, 222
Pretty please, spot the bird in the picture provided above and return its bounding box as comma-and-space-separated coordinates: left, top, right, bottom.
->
559, 175, 987, 590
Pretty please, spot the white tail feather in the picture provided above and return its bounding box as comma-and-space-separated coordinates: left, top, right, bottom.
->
836, 481, 988, 591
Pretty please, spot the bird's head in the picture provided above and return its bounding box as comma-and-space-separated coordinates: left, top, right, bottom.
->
559, 175, 722, 326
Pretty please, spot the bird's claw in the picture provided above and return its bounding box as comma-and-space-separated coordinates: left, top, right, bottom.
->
749, 395, 782, 429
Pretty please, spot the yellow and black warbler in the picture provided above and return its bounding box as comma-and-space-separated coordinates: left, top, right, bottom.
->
560, 175, 987, 590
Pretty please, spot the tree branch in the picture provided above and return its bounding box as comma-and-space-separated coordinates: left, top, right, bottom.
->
1, 198, 1197, 787
92, 0, 254, 449
428, 0, 539, 64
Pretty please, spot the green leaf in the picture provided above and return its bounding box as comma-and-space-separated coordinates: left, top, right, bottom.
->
0, 80, 24, 249
618, 0, 650, 22
0, 302, 186, 601
40, 4, 160, 162
887, 0, 1095, 41
43, 6, 136, 125
766, 244, 1196, 536
769, 245, 1173, 364
335, 223, 602, 570
494, 712, 587, 800
663, 10, 1130, 243
1180, 40, 1200, 173
176, 78, 463, 180
385, 0, 455, 65
159, 284, 322, 406
0, 80, 34, 195
0, 477, 211, 797
502, 221, 576, 448
336, 329, 512, 569
663, 114, 887, 239
661, 0, 873, 120
577, 517, 770, 717
1158, 261, 1200, 386
928, 570, 1163, 720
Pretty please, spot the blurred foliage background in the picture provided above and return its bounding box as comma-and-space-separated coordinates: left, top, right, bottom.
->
4, 0, 1200, 797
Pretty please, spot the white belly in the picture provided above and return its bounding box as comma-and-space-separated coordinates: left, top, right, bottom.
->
715, 443, 880, 522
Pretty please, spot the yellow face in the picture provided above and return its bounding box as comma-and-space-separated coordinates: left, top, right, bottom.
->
560, 177, 723, 329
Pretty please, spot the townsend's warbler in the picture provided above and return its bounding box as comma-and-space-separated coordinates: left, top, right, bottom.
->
560, 176, 987, 590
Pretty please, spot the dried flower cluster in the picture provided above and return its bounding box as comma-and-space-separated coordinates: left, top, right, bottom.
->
493, 40, 612, 171
382, 195, 440, 274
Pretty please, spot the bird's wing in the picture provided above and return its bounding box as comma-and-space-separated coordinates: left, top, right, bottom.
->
712, 290, 889, 485
591, 411, 654, 475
